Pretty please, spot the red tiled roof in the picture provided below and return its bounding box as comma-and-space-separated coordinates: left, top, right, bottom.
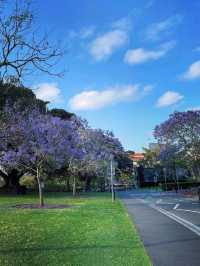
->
129, 152, 144, 161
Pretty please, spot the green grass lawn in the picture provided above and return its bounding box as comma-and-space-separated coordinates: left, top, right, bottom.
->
0, 192, 152, 266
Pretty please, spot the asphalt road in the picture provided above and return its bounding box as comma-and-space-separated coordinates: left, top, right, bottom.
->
119, 190, 200, 266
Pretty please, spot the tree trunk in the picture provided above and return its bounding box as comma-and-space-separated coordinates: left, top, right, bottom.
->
189, 167, 194, 179
85, 176, 92, 191
190, 165, 197, 180
65, 178, 71, 192
196, 164, 200, 181
174, 164, 179, 192
36, 168, 44, 207
72, 176, 76, 197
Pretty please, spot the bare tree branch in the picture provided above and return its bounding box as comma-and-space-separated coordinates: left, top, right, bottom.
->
0, 0, 65, 83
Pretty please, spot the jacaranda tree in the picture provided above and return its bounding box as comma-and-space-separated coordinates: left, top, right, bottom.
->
0, 100, 125, 202
65, 118, 124, 195
154, 110, 200, 179
0, 105, 82, 206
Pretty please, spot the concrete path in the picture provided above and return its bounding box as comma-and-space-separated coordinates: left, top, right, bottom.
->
119, 190, 200, 266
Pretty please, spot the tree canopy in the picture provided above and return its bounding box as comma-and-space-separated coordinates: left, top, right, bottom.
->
0, 84, 125, 204
154, 110, 200, 179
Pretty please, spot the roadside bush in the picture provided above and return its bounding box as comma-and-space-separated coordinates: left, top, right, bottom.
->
19, 174, 36, 188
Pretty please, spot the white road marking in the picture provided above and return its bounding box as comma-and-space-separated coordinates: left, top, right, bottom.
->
173, 203, 180, 210
151, 205, 200, 236
156, 199, 162, 204
176, 209, 200, 214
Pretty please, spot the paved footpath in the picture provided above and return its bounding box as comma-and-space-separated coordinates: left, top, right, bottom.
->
119, 190, 200, 266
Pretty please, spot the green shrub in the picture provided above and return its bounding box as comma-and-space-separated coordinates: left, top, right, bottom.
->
19, 174, 36, 188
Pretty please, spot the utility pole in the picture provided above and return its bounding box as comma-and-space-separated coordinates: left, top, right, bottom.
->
174, 164, 179, 192
164, 168, 167, 191
110, 158, 115, 202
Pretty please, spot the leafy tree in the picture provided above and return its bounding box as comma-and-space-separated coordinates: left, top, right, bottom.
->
116, 153, 133, 174
0, 82, 46, 111
0, 106, 81, 206
115, 153, 133, 184
154, 110, 200, 179
65, 123, 124, 194
50, 108, 74, 121
142, 146, 161, 168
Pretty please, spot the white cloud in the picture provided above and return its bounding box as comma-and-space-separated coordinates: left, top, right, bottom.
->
90, 30, 128, 61
111, 16, 132, 31
68, 26, 95, 40
156, 91, 183, 107
181, 60, 200, 80
142, 85, 154, 95
80, 26, 95, 39
89, 16, 131, 61
124, 41, 176, 65
33, 83, 62, 103
69, 84, 151, 111
146, 14, 182, 41
194, 46, 200, 52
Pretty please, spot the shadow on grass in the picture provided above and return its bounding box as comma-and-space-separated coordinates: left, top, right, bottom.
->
0, 241, 142, 254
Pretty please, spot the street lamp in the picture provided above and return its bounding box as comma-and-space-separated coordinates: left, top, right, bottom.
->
174, 164, 180, 192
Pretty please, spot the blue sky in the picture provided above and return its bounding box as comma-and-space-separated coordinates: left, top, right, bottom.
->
26, 0, 200, 151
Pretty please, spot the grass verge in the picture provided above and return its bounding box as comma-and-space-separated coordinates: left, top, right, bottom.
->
0, 192, 152, 266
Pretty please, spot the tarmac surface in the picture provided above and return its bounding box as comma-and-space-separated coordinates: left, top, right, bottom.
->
119, 190, 200, 266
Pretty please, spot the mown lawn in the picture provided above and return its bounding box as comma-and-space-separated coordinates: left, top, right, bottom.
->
0, 192, 152, 266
